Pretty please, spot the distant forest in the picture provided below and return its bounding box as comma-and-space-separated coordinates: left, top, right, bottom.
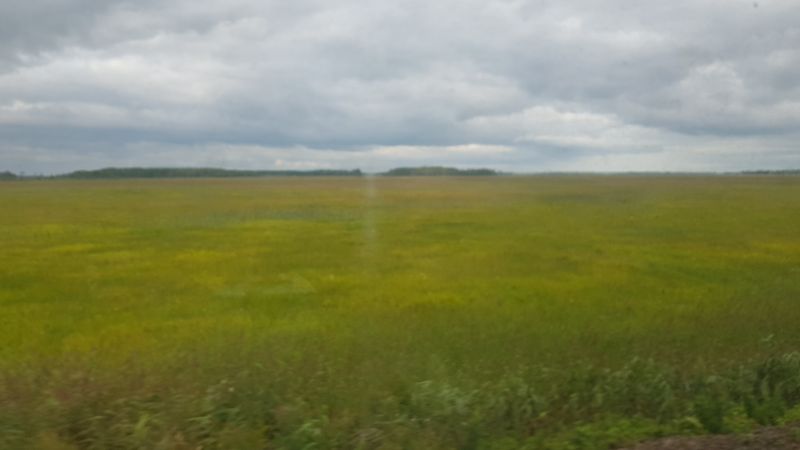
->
3, 167, 800, 180
382, 166, 500, 176
0, 166, 503, 179
59, 167, 363, 179
740, 170, 800, 175
60, 166, 499, 178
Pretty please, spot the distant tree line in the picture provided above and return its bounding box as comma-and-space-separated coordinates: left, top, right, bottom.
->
5, 167, 800, 180
381, 166, 500, 176
58, 167, 364, 179
740, 170, 800, 175
0, 166, 506, 180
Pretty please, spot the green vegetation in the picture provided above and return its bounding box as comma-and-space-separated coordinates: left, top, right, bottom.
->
741, 170, 800, 175
0, 171, 17, 180
1, 175, 800, 449
382, 166, 500, 176
59, 167, 363, 179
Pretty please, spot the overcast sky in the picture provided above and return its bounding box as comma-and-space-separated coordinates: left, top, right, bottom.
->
1, 0, 799, 173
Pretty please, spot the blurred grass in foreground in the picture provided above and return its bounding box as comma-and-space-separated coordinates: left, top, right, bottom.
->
1, 175, 800, 448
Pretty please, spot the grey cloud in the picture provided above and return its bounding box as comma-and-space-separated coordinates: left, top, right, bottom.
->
0, 0, 799, 173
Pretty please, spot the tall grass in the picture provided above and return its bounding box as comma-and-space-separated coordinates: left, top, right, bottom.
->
1, 175, 799, 448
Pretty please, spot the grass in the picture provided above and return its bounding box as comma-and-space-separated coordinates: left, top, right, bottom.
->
1, 175, 800, 449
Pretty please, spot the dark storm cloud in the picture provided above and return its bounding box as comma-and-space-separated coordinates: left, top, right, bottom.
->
1, 0, 799, 172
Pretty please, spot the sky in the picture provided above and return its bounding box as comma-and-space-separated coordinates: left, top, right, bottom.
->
1, 0, 799, 174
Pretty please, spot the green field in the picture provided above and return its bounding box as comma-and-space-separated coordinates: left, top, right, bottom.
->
2, 176, 800, 449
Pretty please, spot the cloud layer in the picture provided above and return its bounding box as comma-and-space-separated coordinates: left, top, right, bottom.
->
1, 0, 799, 172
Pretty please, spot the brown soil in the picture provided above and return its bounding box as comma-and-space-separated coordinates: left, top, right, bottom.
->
623, 424, 800, 450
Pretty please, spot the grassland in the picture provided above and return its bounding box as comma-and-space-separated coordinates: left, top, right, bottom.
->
1, 175, 800, 449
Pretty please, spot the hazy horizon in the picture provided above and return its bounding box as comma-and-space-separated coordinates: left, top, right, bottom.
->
6, 165, 800, 178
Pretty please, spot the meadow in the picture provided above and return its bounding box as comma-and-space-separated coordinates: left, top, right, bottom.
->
1, 175, 800, 449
